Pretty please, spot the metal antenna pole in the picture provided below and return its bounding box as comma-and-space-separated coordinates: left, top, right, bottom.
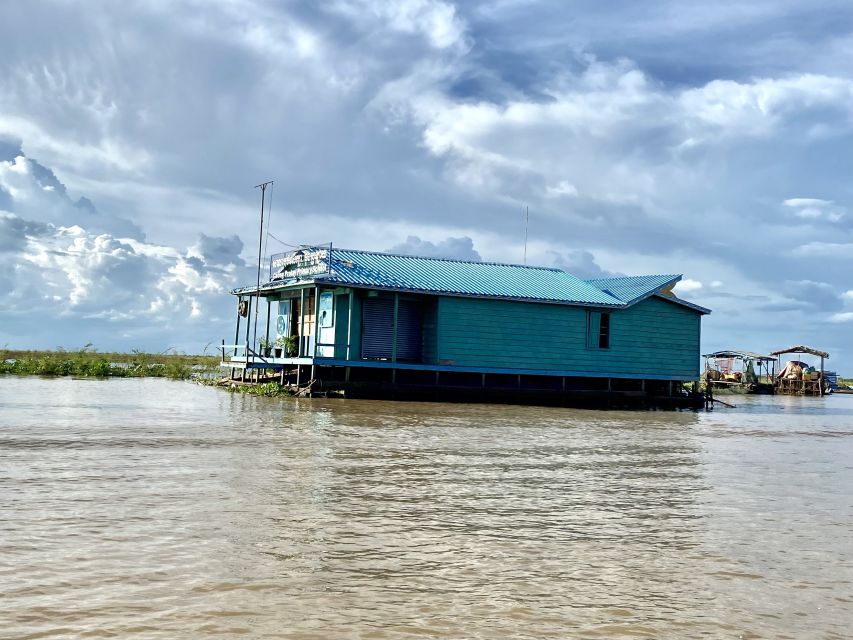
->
523, 205, 529, 265
252, 180, 274, 360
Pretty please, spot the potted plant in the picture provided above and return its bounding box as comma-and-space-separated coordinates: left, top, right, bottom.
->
274, 335, 287, 358
258, 337, 271, 357
283, 335, 299, 357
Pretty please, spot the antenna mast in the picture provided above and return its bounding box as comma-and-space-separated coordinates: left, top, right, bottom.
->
523, 205, 529, 265
252, 180, 274, 357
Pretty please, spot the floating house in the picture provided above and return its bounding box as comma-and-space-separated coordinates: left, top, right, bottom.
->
222, 246, 711, 407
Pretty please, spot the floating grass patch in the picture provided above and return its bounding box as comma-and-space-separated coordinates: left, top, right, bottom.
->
0, 346, 219, 380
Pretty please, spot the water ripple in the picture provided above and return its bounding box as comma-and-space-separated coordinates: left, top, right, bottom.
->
1, 377, 851, 638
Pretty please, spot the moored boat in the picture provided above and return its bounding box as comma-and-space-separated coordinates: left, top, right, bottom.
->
703, 350, 776, 395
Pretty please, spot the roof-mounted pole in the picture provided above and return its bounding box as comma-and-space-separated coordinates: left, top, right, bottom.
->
523, 205, 529, 265
252, 180, 274, 359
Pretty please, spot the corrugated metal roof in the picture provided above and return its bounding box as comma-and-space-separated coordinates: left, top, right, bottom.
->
655, 294, 711, 315
588, 274, 711, 315
237, 248, 709, 312
586, 274, 681, 304
319, 249, 624, 306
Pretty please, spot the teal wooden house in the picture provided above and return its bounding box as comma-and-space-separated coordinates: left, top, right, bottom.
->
223, 246, 710, 407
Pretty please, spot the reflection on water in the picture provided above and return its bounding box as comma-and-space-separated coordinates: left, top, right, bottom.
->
1, 377, 851, 638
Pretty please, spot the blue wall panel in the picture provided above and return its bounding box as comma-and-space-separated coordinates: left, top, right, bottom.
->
436, 295, 700, 379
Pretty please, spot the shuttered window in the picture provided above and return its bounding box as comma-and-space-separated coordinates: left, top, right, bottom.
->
586, 311, 611, 350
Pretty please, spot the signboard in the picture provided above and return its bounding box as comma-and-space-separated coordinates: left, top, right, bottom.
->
270, 247, 330, 280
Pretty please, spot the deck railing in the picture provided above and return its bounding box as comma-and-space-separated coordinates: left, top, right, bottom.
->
219, 338, 353, 366
313, 342, 350, 359
218, 340, 271, 366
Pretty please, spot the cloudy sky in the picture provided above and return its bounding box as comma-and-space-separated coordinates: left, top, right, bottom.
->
1, 0, 851, 370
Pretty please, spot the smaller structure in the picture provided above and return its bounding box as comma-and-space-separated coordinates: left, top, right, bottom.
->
702, 350, 776, 394
770, 345, 830, 396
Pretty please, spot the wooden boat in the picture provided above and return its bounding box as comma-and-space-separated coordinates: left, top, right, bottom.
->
770, 346, 830, 396
702, 350, 776, 395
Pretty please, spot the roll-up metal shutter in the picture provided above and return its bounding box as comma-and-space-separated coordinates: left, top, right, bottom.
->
361, 297, 423, 361
362, 298, 394, 359
395, 301, 422, 361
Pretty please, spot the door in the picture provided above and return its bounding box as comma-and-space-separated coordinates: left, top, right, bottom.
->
317, 291, 335, 357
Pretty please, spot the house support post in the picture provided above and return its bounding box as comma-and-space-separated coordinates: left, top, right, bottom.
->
820, 355, 825, 396
231, 296, 243, 357
299, 288, 306, 357
392, 293, 399, 363
346, 289, 354, 361
265, 299, 271, 349
244, 297, 253, 370
310, 287, 318, 394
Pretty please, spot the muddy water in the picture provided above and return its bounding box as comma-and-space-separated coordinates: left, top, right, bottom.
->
1, 377, 851, 638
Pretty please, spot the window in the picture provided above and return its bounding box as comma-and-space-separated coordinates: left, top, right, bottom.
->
598, 312, 610, 349
587, 311, 611, 349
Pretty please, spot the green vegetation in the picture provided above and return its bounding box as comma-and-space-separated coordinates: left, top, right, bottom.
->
275, 335, 299, 356
226, 381, 288, 397
0, 345, 219, 380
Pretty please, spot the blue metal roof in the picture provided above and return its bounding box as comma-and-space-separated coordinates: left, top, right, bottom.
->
587, 275, 711, 314
319, 249, 624, 306
238, 248, 708, 312
586, 274, 681, 304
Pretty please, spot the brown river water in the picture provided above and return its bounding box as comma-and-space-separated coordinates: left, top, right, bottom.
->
1, 377, 852, 639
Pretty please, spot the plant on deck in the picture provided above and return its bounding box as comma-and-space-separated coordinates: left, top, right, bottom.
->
275, 335, 299, 357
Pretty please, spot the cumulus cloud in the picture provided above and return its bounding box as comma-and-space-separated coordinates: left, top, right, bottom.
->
0, 143, 143, 239
0, 211, 49, 252
829, 312, 853, 323
331, 0, 469, 50
0, 213, 251, 349
0, 147, 251, 350
388, 60, 853, 214
780, 280, 844, 312
1, 1, 852, 365
783, 198, 845, 222
386, 235, 481, 261
545, 181, 579, 198
675, 279, 703, 293
794, 242, 853, 258
679, 74, 853, 138
548, 249, 613, 279
1, 213, 248, 318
